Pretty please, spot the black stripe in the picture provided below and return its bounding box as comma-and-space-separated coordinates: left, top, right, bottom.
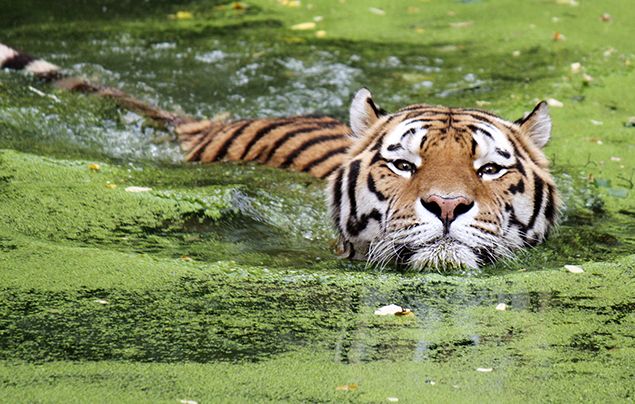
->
346, 160, 361, 220
508, 179, 525, 194
407, 119, 434, 126
300, 145, 347, 172
366, 97, 386, 117
367, 174, 387, 201
514, 160, 526, 176
404, 111, 435, 120
347, 209, 382, 237
400, 127, 416, 141
262, 126, 324, 163
419, 134, 428, 150
212, 120, 253, 161
544, 184, 556, 224
280, 133, 343, 168
2, 53, 35, 70
331, 168, 345, 232
387, 143, 402, 152
346, 241, 356, 259
468, 124, 493, 139
527, 174, 545, 229
370, 150, 385, 165
508, 136, 531, 162
398, 105, 427, 112
459, 111, 508, 128
239, 119, 292, 160
471, 138, 478, 155
186, 132, 217, 161
496, 148, 511, 159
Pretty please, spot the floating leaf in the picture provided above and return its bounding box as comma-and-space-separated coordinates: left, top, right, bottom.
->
175, 11, 193, 20
476, 367, 493, 372
315, 30, 327, 38
231, 2, 248, 10
375, 304, 403, 315
546, 98, 564, 108
369, 7, 385, 16
374, 304, 413, 316
564, 265, 584, 273
125, 186, 152, 193
88, 163, 101, 172
291, 22, 316, 30
450, 21, 473, 28
336, 383, 358, 391
495, 303, 508, 311
552, 32, 566, 41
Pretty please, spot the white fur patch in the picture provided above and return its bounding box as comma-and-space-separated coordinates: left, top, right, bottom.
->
472, 123, 516, 176
0, 43, 17, 65
25, 59, 60, 75
381, 120, 427, 163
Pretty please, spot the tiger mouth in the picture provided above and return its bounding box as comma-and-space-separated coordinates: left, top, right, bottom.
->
371, 236, 492, 271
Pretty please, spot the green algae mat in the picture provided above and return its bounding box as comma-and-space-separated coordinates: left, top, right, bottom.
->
1, 0, 634, 402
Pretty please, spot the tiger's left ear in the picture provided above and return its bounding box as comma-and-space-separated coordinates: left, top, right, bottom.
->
516, 101, 552, 149
349, 88, 385, 138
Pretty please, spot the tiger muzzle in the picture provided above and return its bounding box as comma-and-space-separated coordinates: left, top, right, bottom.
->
421, 194, 474, 231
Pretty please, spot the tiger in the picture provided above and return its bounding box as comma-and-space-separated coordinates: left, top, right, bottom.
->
1, 42, 560, 270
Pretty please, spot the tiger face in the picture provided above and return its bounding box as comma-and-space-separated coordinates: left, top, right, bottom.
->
328, 89, 560, 270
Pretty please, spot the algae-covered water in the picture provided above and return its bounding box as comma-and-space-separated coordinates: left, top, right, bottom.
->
1, 0, 634, 402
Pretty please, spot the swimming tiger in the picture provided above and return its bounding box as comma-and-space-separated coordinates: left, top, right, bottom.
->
1, 42, 560, 269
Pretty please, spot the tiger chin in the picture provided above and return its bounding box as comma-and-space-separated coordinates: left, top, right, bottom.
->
328, 88, 561, 271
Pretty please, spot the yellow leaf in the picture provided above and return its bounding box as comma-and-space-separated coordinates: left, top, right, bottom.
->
176, 11, 193, 20
315, 30, 327, 38
88, 163, 101, 172
231, 2, 247, 10
336, 383, 358, 391
291, 22, 316, 30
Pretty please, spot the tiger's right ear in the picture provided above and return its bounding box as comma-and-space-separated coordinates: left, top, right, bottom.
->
349, 88, 385, 138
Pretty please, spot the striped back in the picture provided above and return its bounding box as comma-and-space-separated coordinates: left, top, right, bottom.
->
181, 116, 353, 179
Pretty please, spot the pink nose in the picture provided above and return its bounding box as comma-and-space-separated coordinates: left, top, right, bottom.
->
422, 194, 474, 224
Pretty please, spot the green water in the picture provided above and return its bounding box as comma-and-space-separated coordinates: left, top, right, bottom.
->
1, 0, 634, 402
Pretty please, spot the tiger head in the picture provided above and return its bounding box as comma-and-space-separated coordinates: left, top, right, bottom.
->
328, 89, 560, 270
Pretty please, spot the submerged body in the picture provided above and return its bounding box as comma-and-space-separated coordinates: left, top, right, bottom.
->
1, 43, 560, 270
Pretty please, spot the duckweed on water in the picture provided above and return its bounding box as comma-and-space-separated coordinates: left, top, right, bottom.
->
1, 0, 634, 402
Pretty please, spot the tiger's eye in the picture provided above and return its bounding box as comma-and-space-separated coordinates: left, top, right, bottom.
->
393, 159, 415, 172
478, 163, 502, 177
